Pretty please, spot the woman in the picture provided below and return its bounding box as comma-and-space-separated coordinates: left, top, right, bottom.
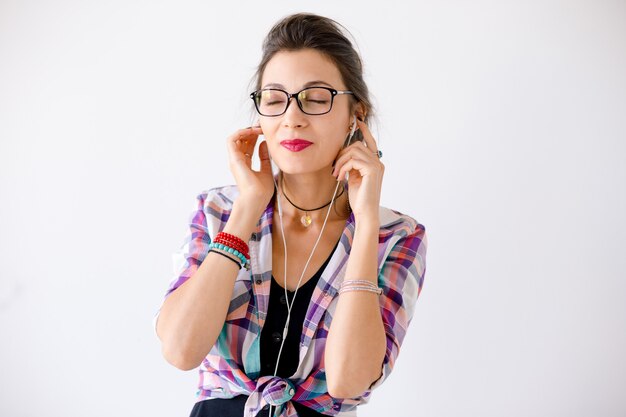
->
154, 12, 428, 417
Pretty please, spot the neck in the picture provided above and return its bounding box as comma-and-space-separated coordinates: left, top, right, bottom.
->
276, 170, 349, 224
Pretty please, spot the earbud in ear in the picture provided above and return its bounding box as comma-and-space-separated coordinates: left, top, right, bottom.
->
349, 115, 358, 136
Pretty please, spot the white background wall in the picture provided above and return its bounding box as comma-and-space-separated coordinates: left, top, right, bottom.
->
1, 1, 624, 416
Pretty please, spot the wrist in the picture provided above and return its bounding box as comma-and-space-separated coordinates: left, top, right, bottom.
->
223, 201, 263, 242
354, 213, 380, 233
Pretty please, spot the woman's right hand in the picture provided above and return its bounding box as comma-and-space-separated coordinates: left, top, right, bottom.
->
226, 126, 275, 214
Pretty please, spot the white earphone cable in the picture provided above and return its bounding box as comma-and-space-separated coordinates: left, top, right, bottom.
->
267, 115, 358, 416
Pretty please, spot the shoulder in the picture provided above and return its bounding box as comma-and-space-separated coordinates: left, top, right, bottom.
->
187, 184, 243, 238
194, 184, 241, 210
376, 206, 427, 302
378, 205, 426, 241
376, 206, 427, 277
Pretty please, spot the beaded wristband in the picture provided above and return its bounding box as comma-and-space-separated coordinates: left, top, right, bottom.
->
208, 243, 251, 270
208, 242, 247, 263
215, 231, 248, 245
214, 237, 249, 259
215, 232, 249, 259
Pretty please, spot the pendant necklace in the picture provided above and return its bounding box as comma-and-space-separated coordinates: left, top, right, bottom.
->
280, 174, 345, 228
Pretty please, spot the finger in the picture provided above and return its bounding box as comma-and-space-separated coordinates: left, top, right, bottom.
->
230, 144, 256, 176
335, 157, 370, 181
356, 119, 378, 152
230, 149, 252, 169
229, 126, 263, 145
258, 140, 272, 174
332, 143, 375, 176
227, 140, 248, 165
235, 125, 263, 135
227, 128, 263, 161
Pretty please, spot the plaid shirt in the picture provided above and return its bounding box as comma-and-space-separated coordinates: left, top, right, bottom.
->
153, 178, 427, 417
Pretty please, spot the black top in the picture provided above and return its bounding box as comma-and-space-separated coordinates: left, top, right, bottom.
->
189, 240, 339, 417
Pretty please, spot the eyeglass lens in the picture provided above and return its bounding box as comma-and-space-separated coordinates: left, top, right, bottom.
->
255, 88, 332, 116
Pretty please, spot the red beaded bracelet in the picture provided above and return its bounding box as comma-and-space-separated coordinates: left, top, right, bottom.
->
214, 236, 249, 259
214, 231, 250, 259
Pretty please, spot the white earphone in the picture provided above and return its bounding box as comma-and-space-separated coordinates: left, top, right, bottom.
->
264, 115, 359, 415
349, 114, 358, 137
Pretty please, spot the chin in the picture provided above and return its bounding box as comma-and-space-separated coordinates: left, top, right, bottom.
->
276, 162, 332, 176
276, 165, 312, 175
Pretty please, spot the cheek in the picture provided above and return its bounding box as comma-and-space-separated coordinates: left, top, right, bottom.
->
331, 129, 350, 152
259, 122, 278, 145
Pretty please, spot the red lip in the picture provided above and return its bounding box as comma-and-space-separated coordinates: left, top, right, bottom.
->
280, 139, 312, 145
281, 139, 312, 152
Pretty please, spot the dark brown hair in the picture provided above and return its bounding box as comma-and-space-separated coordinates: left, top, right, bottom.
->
248, 12, 375, 144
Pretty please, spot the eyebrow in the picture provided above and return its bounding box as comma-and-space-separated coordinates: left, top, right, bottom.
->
261, 80, 334, 89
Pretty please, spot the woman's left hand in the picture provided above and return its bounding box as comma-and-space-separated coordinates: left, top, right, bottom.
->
332, 118, 384, 221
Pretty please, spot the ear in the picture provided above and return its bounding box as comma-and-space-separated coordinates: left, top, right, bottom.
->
353, 102, 366, 121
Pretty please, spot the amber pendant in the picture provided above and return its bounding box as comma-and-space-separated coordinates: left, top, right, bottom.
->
300, 213, 312, 227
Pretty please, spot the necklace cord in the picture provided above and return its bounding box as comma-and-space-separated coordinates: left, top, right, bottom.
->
280, 174, 345, 212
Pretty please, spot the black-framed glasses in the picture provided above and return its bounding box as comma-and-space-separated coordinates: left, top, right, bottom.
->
250, 86, 354, 117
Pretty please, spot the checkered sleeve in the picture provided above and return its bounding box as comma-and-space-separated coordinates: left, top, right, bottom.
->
152, 192, 211, 339
364, 222, 427, 392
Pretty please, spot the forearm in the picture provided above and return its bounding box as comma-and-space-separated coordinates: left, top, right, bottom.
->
157, 201, 260, 370
324, 216, 386, 398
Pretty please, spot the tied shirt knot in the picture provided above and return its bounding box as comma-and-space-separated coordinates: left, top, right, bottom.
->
245, 376, 298, 416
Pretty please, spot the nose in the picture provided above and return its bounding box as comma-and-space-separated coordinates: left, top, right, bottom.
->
282, 94, 308, 128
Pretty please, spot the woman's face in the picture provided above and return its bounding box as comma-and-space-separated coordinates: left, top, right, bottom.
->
258, 48, 355, 176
